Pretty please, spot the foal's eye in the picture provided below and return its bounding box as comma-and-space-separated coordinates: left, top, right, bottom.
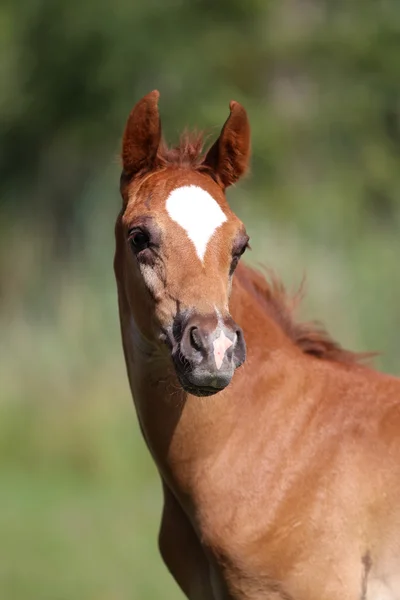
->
129, 229, 150, 253
230, 237, 250, 275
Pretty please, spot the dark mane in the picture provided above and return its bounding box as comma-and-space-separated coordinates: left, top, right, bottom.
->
237, 264, 372, 366
157, 130, 208, 169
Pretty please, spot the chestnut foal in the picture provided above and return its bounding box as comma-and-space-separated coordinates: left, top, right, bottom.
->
114, 91, 400, 600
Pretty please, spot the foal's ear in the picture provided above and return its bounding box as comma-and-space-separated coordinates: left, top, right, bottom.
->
203, 101, 251, 188
121, 90, 161, 177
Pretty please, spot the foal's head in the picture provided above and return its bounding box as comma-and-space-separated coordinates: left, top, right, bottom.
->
116, 91, 251, 396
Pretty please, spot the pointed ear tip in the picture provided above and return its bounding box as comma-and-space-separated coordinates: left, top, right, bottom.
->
229, 100, 245, 113
145, 89, 160, 105
126, 90, 160, 120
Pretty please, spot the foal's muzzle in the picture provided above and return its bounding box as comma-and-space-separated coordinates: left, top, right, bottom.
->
171, 312, 246, 397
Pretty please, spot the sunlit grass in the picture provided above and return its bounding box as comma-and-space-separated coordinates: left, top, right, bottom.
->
0, 468, 181, 600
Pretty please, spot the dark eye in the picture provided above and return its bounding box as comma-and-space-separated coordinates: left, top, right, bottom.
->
129, 229, 150, 253
230, 237, 250, 275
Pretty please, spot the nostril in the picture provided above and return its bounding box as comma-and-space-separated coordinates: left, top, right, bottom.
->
189, 326, 203, 352
235, 329, 242, 345
232, 326, 246, 368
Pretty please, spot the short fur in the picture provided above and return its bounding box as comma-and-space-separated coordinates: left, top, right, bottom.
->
124, 126, 370, 365
115, 91, 400, 600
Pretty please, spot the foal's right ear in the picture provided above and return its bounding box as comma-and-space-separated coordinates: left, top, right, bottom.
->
121, 90, 161, 177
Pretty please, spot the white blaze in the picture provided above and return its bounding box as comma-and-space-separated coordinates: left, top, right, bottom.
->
213, 330, 233, 370
165, 185, 227, 262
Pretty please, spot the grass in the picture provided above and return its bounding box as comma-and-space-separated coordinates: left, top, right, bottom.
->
0, 467, 181, 600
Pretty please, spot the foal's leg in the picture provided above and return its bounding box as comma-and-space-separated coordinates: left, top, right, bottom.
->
158, 482, 215, 599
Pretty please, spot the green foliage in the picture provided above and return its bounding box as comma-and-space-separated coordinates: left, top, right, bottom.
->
1, 0, 400, 234
1, 1, 400, 597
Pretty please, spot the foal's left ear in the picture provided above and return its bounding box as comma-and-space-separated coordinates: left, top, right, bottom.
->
121, 90, 161, 177
203, 101, 251, 188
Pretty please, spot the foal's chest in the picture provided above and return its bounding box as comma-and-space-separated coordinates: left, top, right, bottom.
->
190, 479, 375, 600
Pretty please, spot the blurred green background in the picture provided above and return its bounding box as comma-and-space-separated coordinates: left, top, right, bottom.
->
1, 1, 399, 598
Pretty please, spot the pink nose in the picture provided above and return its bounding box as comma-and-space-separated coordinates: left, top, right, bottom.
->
213, 330, 233, 370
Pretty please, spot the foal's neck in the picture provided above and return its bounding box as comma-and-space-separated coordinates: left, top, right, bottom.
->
121, 265, 303, 494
